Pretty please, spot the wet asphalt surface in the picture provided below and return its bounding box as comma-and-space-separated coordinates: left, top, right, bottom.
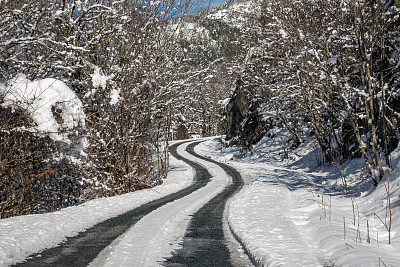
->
14, 141, 246, 267
164, 147, 244, 267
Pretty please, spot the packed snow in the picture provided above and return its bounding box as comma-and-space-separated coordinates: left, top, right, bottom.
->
195, 132, 400, 267
91, 141, 231, 266
0, 74, 85, 145
1, 134, 400, 266
0, 144, 194, 266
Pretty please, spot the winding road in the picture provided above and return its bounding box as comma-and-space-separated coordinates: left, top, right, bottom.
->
15, 140, 252, 267
164, 143, 247, 266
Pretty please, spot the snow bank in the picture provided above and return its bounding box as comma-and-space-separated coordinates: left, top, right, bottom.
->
96, 141, 231, 266
195, 136, 400, 267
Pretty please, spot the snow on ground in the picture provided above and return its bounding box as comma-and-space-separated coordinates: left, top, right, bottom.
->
0, 144, 194, 266
92, 140, 231, 266
195, 132, 400, 267
2, 134, 400, 267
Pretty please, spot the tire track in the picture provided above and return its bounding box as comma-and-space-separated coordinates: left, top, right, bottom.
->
15, 141, 210, 267
164, 144, 253, 267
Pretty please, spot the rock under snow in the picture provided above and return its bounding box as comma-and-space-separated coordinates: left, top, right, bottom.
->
1, 74, 86, 147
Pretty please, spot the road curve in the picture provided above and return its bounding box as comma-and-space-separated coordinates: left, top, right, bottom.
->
14, 140, 251, 267
14, 141, 210, 267
164, 142, 250, 267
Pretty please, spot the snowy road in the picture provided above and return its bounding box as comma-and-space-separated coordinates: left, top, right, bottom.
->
164, 143, 250, 266
92, 141, 252, 266
4, 137, 399, 266
13, 140, 251, 267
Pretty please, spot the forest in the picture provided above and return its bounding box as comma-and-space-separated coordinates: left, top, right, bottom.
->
0, 0, 399, 218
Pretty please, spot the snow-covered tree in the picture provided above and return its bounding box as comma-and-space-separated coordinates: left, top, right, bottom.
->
0, 0, 197, 217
